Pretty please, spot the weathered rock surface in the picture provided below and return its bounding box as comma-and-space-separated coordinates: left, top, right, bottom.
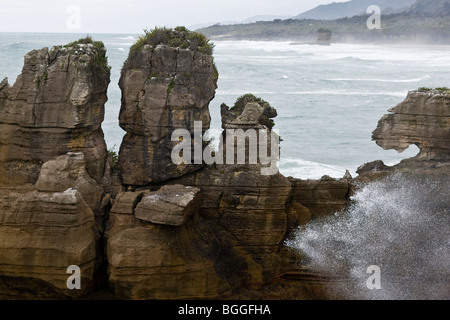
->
288, 175, 351, 219
164, 99, 295, 290
35, 153, 104, 212
106, 189, 226, 299
0, 184, 98, 298
118, 39, 218, 186
135, 185, 201, 226
3, 31, 448, 301
372, 90, 450, 161
171, 166, 294, 289
107, 95, 298, 298
0, 38, 109, 298
356, 89, 450, 182
0, 40, 110, 185
221, 99, 277, 130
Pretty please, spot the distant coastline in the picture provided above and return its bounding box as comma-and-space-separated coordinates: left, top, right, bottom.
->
197, 12, 450, 45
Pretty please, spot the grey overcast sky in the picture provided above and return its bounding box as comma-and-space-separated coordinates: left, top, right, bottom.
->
0, 0, 348, 34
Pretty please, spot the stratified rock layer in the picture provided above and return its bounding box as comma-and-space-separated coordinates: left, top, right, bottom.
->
0, 39, 109, 298
107, 98, 299, 299
3, 32, 448, 301
135, 185, 201, 226
106, 188, 225, 299
0, 160, 99, 298
289, 175, 351, 219
0, 41, 110, 185
118, 43, 218, 186
372, 90, 450, 160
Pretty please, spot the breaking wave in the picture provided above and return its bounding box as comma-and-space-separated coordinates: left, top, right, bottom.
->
327, 75, 431, 83
286, 173, 450, 300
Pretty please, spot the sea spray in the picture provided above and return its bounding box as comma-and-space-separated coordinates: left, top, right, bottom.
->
285, 173, 450, 300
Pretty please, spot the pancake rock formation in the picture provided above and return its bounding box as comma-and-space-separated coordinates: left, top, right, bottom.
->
372, 89, 450, 162
0, 38, 110, 298
118, 27, 218, 186
0, 39, 110, 185
358, 88, 450, 179
1, 29, 447, 300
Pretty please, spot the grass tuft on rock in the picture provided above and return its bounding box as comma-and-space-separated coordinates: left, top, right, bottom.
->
130, 26, 215, 55
418, 86, 450, 93
63, 36, 110, 75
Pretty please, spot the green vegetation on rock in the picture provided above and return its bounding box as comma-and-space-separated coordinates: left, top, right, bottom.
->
107, 147, 120, 173
130, 26, 215, 54
232, 93, 276, 129
64, 36, 110, 74
418, 86, 450, 93
232, 93, 269, 113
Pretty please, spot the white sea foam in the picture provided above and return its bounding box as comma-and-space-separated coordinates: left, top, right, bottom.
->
327, 75, 431, 83
282, 91, 408, 97
279, 157, 350, 179
117, 36, 137, 41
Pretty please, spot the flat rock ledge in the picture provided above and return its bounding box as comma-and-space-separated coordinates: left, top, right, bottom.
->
135, 185, 201, 226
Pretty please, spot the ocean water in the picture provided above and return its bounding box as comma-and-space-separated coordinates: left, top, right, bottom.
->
1, 33, 450, 179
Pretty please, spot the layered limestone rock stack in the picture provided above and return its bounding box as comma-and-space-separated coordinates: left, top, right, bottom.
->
0, 38, 110, 298
358, 89, 450, 180
106, 185, 227, 299
288, 175, 351, 220
118, 27, 218, 186
106, 29, 226, 299
5, 30, 448, 300
372, 89, 450, 162
157, 97, 299, 293
0, 153, 100, 298
107, 83, 305, 298
0, 39, 110, 185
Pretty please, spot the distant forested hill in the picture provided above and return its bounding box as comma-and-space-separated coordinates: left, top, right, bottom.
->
293, 0, 416, 20
409, 0, 450, 14
197, 0, 450, 44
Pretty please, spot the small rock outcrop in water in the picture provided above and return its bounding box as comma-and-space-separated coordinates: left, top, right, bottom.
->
118, 27, 218, 186
316, 28, 332, 45
0, 38, 110, 298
